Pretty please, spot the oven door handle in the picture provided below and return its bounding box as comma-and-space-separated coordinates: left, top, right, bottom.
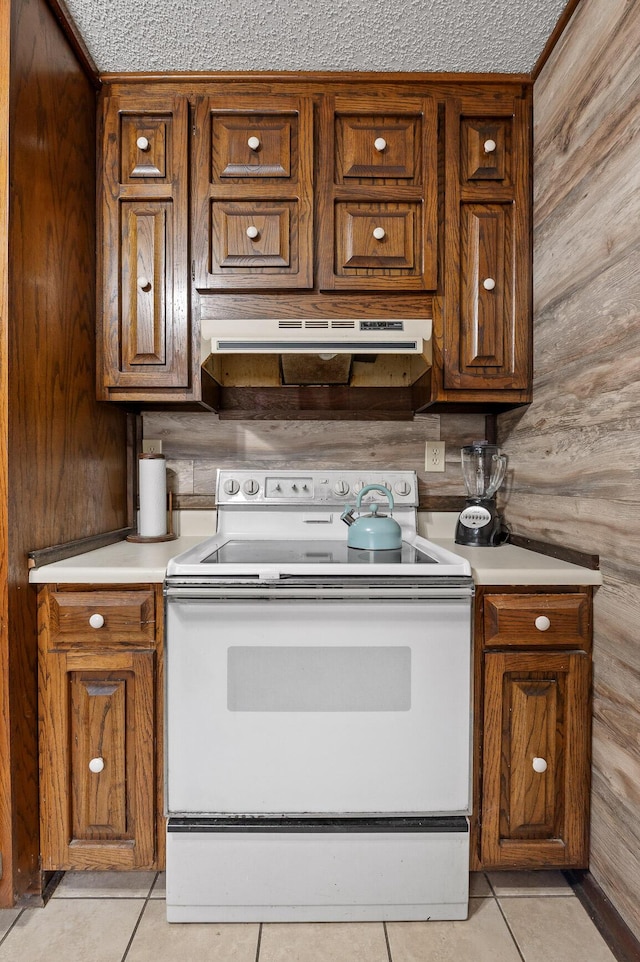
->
165, 584, 474, 601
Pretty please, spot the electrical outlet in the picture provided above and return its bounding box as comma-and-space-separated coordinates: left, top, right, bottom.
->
425, 441, 445, 472
142, 439, 163, 454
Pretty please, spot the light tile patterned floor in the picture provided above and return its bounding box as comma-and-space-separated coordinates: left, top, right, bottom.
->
0, 871, 619, 962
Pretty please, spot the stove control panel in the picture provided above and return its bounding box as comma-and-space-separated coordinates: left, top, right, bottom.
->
216, 470, 418, 506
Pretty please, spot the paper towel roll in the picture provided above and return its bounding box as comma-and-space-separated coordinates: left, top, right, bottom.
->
138, 454, 167, 537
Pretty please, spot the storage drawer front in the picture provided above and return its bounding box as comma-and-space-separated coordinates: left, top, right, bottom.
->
461, 117, 512, 186
48, 590, 155, 647
484, 594, 591, 649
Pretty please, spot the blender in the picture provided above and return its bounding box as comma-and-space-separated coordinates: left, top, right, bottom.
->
455, 442, 507, 547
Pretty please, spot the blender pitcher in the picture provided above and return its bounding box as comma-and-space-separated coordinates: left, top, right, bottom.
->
455, 442, 507, 546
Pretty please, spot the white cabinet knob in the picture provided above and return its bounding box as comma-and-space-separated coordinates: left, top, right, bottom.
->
372, 227, 386, 240
374, 137, 387, 152
89, 613, 104, 629
89, 757, 105, 773
137, 276, 151, 291
484, 138, 497, 153
246, 225, 259, 239
482, 277, 496, 291
532, 756, 548, 773
247, 136, 261, 151
136, 136, 150, 151
535, 615, 551, 631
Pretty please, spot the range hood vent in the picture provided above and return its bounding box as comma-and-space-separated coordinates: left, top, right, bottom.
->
201, 318, 432, 356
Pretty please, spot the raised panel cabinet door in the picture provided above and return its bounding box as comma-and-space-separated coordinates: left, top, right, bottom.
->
318, 94, 437, 291
39, 647, 157, 870
192, 95, 313, 290
481, 650, 591, 868
99, 96, 190, 396
441, 96, 531, 399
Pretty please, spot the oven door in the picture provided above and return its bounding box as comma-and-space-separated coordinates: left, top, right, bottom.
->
165, 584, 472, 817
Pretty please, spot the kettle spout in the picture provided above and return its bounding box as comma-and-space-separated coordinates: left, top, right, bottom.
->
340, 505, 355, 527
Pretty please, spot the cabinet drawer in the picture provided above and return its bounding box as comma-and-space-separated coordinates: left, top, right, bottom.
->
210, 200, 296, 272
47, 590, 156, 648
335, 112, 421, 183
334, 203, 421, 276
210, 109, 298, 183
484, 594, 591, 649
120, 111, 173, 183
461, 117, 512, 186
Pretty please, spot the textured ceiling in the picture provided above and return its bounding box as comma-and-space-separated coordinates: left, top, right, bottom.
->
63, 0, 569, 75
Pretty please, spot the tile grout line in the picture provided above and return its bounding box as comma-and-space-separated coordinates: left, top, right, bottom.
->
0, 909, 24, 949
255, 922, 263, 962
383, 920, 393, 962
119, 872, 160, 962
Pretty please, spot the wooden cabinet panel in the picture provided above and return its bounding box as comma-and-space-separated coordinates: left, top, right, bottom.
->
484, 593, 591, 649
460, 203, 510, 373
335, 203, 420, 273
318, 94, 437, 291
336, 113, 420, 182
192, 95, 313, 290
481, 650, 591, 868
38, 586, 162, 870
99, 95, 190, 397
121, 114, 170, 182
461, 117, 512, 186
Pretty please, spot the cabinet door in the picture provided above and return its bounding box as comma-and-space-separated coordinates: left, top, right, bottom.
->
192, 95, 313, 290
441, 97, 531, 398
39, 647, 157, 870
481, 650, 591, 868
99, 96, 190, 399
318, 95, 437, 291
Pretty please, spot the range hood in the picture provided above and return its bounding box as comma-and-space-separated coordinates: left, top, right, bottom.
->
200, 318, 432, 357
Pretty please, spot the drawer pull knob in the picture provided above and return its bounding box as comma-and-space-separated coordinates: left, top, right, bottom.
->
137, 276, 151, 291
532, 756, 548, 773
535, 615, 551, 631
374, 137, 387, 152
136, 136, 150, 151
247, 136, 261, 151
372, 227, 386, 240
484, 138, 497, 153
89, 757, 105, 773
89, 613, 104, 629
482, 277, 496, 291
246, 225, 259, 239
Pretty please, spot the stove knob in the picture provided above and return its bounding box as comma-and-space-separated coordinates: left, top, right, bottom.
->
333, 480, 349, 496
243, 479, 260, 495
223, 479, 240, 495
353, 480, 365, 493
394, 480, 411, 496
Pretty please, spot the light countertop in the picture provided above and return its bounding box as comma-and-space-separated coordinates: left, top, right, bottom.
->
28, 512, 602, 587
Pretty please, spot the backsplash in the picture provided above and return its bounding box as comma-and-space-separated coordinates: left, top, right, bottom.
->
142, 411, 489, 507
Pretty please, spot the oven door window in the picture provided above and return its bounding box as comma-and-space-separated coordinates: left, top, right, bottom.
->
166, 600, 471, 816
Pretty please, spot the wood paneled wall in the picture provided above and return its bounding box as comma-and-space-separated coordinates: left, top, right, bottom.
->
142, 411, 488, 507
497, 0, 640, 939
0, 0, 128, 905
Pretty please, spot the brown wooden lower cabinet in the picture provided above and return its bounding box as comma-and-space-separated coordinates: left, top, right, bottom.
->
37, 581, 592, 874
472, 586, 592, 871
38, 585, 164, 870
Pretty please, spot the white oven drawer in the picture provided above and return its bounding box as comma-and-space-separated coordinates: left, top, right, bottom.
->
166, 817, 470, 922
165, 598, 472, 816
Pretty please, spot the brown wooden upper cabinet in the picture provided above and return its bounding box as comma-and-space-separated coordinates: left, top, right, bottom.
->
438, 98, 531, 400
317, 95, 438, 291
98, 95, 194, 403
96, 79, 532, 413
192, 95, 314, 291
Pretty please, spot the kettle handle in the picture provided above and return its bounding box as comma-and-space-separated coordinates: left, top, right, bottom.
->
355, 483, 395, 512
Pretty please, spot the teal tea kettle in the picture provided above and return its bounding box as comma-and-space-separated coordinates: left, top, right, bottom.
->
340, 484, 403, 551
